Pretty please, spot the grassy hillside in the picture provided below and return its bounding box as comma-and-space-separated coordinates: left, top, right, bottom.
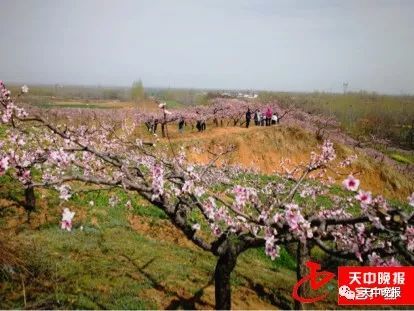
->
1, 173, 339, 310
1, 116, 413, 309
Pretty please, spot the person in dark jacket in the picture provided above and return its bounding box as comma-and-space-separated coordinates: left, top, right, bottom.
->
245, 108, 251, 128
153, 118, 159, 133
254, 110, 259, 126
178, 117, 185, 133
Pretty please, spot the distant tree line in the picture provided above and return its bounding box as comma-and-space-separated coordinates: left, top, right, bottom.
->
259, 91, 414, 150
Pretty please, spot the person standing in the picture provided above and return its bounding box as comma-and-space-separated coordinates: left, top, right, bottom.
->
260, 111, 265, 126
265, 107, 272, 126
178, 117, 185, 133
271, 113, 278, 125
254, 110, 259, 126
196, 111, 202, 132
153, 118, 159, 133
245, 108, 252, 128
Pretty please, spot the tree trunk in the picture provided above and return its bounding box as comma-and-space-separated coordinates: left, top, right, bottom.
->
161, 123, 166, 138
24, 185, 36, 222
214, 248, 237, 310
294, 241, 311, 310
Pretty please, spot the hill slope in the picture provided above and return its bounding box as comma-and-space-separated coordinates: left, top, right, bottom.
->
167, 124, 413, 200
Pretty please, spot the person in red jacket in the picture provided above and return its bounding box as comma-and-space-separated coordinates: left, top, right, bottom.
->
265, 107, 272, 126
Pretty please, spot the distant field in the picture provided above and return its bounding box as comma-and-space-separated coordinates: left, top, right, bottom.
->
164, 99, 185, 109
30, 100, 132, 109
28, 100, 160, 110
260, 91, 414, 149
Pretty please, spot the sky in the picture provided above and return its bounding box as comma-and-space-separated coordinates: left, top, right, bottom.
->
0, 0, 413, 94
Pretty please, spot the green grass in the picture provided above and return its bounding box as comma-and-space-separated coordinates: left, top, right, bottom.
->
165, 100, 184, 109
389, 152, 414, 165
0, 178, 303, 309
2, 167, 410, 309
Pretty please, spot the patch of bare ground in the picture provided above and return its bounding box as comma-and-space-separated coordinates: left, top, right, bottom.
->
165, 124, 413, 200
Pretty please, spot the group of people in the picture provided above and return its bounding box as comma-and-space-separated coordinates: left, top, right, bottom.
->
178, 117, 206, 133
146, 107, 279, 135
196, 119, 206, 132
245, 107, 279, 128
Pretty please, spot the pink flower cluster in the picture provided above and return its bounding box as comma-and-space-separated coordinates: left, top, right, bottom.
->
309, 140, 336, 170
0, 156, 9, 175
339, 154, 358, 168
232, 185, 257, 211
402, 226, 414, 252
284, 203, 312, 242
0, 81, 28, 123
61, 208, 75, 231
49, 149, 73, 167
57, 184, 72, 201
409, 193, 414, 207
264, 230, 280, 260
367, 252, 400, 266
355, 190, 372, 209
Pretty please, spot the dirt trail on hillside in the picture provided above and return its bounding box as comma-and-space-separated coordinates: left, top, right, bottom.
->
166, 125, 413, 200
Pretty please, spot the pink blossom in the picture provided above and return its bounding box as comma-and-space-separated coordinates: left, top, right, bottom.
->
284, 203, 311, 242
272, 212, 282, 223
57, 184, 72, 201
49, 149, 73, 167
212, 225, 222, 237
151, 163, 164, 200
265, 240, 280, 260
0, 156, 9, 175
402, 226, 414, 252
355, 190, 372, 206
384, 257, 401, 266
367, 252, 383, 266
61, 208, 75, 231
194, 186, 205, 197
182, 180, 194, 193
309, 140, 336, 169
408, 193, 414, 207
339, 154, 358, 168
17, 169, 31, 184
342, 175, 360, 192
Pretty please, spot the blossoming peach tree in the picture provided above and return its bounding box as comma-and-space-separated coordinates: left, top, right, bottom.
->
1, 81, 414, 309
